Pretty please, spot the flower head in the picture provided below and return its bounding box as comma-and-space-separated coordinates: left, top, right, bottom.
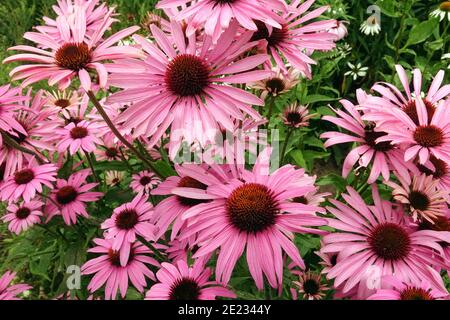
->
360, 16, 381, 36
3, 200, 44, 235
56, 120, 101, 155
105, 171, 124, 186
250, 65, 299, 100
282, 103, 314, 128
430, 1, 450, 21
130, 171, 161, 194
0, 271, 31, 300
292, 271, 329, 300
146, 259, 235, 300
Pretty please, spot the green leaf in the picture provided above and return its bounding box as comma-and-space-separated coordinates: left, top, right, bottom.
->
303, 94, 337, 105
406, 19, 438, 46
153, 160, 177, 178
317, 174, 348, 192
290, 150, 307, 169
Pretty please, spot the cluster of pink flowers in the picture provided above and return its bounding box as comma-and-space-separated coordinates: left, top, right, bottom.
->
0, 0, 448, 301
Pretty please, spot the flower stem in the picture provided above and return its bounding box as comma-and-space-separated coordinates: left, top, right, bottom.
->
83, 150, 100, 184
280, 128, 294, 165
86, 91, 164, 178
1, 130, 45, 164
137, 235, 167, 262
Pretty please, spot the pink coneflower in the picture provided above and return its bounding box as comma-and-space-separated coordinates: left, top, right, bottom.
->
321, 185, 450, 294
386, 173, 448, 223
367, 269, 449, 300
375, 98, 450, 165
362, 66, 450, 127
418, 209, 450, 263
45, 90, 81, 118
130, 171, 161, 194
321, 93, 413, 184
176, 148, 327, 289
0, 159, 57, 203
3, 7, 142, 91
81, 238, 159, 300
0, 85, 29, 144
101, 193, 156, 266
415, 156, 450, 192
104, 171, 124, 186
157, 0, 282, 43
292, 271, 329, 300
250, 65, 299, 100
3, 200, 44, 235
146, 259, 236, 300
46, 169, 103, 225
282, 103, 315, 128
0, 89, 57, 177
107, 21, 269, 159
94, 134, 123, 162
56, 120, 101, 155
250, 0, 337, 78
0, 271, 31, 300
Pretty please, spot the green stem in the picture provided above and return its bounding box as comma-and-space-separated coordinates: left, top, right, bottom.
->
137, 235, 167, 262
280, 128, 294, 165
83, 150, 100, 184
1, 131, 45, 164
86, 91, 164, 178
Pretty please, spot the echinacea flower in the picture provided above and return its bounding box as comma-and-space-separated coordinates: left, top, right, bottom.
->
45, 90, 81, 118
418, 209, 450, 263
107, 21, 269, 158
56, 120, 101, 155
130, 171, 161, 194
2, 200, 44, 235
93, 133, 123, 162
101, 193, 156, 266
0, 159, 57, 203
146, 259, 236, 300
282, 103, 314, 128
321, 93, 412, 184
177, 148, 327, 289
250, 0, 337, 78
105, 171, 124, 186
0, 271, 31, 300
430, 1, 450, 21
3, 7, 142, 91
250, 65, 299, 100
368, 268, 449, 300
414, 155, 450, 192
360, 16, 381, 36
386, 173, 448, 223
156, 0, 282, 43
321, 185, 450, 294
292, 271, 329, 300
81, 238, 159, 300
0, 85, 29, 146
46, 169, 103, 225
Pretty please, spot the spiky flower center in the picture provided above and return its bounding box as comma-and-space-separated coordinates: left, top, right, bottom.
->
440, 1, 450, 11
115, 209, 139, 230
105, 147, 118, 158
16, 207, 31, 219
402, 99, 435, 126
55, 99, 71, 109
294, 196, 308, 205
400, 287, 434, 300
265, 78, 285, 94
169, 278, 201, 300
70, 126, 88, 139
226, 183, 279, 233
14, 169, 34, 185
139, 176, 152, 186
56, 186, 78, 205
417, 156, 447, 179
55, 43, 91, 71
214, 0, 237, 4
303, 279, 320, 295
413, 125, 444, 148
368, 223, 411, 260
364, 124, 393, 152
251, 21, 288, 48
108, 248, 135, 267
165, 54, 210, 97
176, 176, 208, 207
286, 111, 303, 126
408, 190, 430, 211
420, 216, 450, 232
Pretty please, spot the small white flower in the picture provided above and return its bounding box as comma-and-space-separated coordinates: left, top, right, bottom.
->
345, 62, 368, 80
430, 2, 450, 21
360, 16, 381, 36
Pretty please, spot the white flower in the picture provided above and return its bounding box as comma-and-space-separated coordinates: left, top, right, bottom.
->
360, 16, 381, 36
430, 2, 450, 21
105, 171, 125, 186
345, 62, 368, 80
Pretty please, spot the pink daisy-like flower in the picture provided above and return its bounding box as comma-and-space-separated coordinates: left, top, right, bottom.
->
130, 171, 161, 194
146, 259, 236, 300
3, 200, 44, 235
157, 0, 283, 43
93, 134, 123, 162
46, 169, 103, 225
0, 159, 57, 203
374, 97, 450, 165
0, 85, 29, 146
282, 103, 315, 128
45, 90, 82, 118
176, 148, 327, 289
362, 66, 450, 127
0, 271, 31, 300
414, 156, 450, 192
250, 0, 337, 78
56, 120, 101, 155
81, 238, 159, 300
107, 20, 269, 158
101, 193, 157, 266
367, 268, 449, 300
291, 270, 329, 300
3, 6, 142, 91
250, 65, 300, 100
321, 92, 413, 184
321, 185, 450, 294
418, 209, 450, 264
386, 172, 448, 223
